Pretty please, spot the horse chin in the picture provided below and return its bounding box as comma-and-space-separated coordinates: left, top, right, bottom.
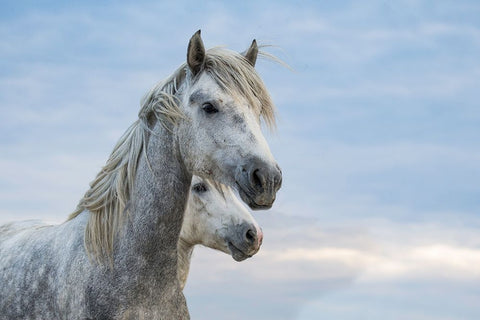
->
227, 241, 252, 262
237, 186, 273, 210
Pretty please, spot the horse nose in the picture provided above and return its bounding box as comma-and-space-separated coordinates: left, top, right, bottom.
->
239, 158, 282, 209
249, 165, 282, 191
243, 224, 262, 251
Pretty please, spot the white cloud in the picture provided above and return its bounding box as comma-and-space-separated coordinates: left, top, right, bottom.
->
187, 216, 480, 284
262, 244, 480, 282
184, 214, 480, 319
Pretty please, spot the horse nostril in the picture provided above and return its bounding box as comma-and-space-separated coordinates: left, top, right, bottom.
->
252, 169, 261, 188
245, 229, 256, 244
250, 168, 266, 190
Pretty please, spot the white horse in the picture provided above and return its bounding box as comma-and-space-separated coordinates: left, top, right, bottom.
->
0, 30, 281, 319
178, 176, 263, 290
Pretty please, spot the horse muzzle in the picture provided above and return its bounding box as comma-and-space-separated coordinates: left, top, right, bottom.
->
226, 222, 263, 262
235, 157, 282, 210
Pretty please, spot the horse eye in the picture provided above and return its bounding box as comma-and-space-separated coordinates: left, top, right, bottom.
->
202, 103, 218, 114
192, 183, 208, 193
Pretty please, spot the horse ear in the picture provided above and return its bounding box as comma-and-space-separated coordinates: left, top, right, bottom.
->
187, 30, 206, 76
243, 39, 258, 67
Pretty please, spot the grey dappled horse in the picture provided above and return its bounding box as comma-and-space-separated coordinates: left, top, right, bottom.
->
0, 31, 281, 319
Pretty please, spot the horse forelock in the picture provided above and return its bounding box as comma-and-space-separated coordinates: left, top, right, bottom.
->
205, 178, 227, 200
203, 47, 277, 130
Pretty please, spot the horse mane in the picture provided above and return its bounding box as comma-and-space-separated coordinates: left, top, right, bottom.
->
68, 47, 276, 264
67, 65, 185, 263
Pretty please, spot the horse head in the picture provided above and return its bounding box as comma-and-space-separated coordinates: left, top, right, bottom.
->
182, 176, 263, 262
175, 30, 282, 209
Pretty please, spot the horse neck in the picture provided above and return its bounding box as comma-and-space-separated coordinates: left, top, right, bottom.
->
116, 122, 191, 276
177, 238, 194, 290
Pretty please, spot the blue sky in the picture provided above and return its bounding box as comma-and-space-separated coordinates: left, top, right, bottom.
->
1, 1, 479, 319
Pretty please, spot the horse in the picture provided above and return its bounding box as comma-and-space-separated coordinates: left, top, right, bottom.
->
0, 30, 281, 319
178, 176, 263, 290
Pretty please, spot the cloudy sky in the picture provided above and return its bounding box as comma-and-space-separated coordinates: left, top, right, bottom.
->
1, 1, 479, 319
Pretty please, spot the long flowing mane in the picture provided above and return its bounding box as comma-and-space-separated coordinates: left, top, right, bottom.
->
68, 47, 276, 263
